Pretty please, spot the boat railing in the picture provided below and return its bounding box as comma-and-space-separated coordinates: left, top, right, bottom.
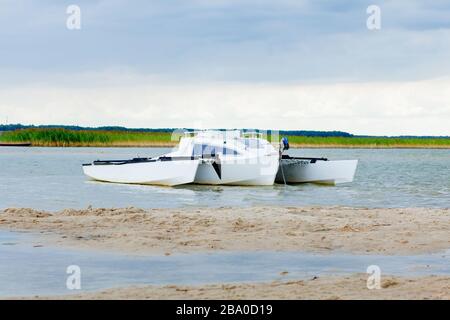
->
183, 130, 241, 139
240, 131, 269, 139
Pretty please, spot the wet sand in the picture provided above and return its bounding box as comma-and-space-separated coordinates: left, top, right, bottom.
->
13, 274, 450, 300
0, 206, 449, 255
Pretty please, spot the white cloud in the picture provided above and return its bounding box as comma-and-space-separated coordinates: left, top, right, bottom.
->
1, 75, 448, 135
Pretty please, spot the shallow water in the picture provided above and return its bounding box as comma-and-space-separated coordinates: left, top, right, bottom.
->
0, 231, 448, 297
0, 147, 448, 210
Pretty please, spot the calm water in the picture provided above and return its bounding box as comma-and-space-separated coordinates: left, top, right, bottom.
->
0, 147, 448, 210
0, 231, 449, 297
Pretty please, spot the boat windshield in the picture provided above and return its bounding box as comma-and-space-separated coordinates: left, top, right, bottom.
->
192, 144, 239, 157
243, 138, 265, 149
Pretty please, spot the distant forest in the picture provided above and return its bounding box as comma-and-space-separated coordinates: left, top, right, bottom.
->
0, 124, 447, 138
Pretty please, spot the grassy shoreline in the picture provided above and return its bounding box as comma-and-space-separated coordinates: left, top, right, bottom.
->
1, 128, 449, 148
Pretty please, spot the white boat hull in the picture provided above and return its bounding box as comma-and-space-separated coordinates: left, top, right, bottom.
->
83, 159, 200, 186
194, 155, 279, 186
276, 159, 358, 185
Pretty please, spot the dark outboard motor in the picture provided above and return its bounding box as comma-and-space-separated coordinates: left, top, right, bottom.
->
281, 137, 289, 151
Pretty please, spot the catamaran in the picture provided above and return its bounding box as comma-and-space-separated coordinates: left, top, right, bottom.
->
82, 130, 358, 186
82, 130, 280, 186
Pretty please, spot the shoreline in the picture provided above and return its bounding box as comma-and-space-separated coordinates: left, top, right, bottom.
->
1, 206, 449, 256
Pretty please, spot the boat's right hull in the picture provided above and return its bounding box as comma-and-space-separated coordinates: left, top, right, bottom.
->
276, 159, 358, 185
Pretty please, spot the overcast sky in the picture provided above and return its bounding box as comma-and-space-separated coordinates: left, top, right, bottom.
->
0, 0, 449, 135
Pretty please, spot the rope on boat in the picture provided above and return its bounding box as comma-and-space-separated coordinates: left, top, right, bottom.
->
279, 157, 287, 186
279, 137, 289, 186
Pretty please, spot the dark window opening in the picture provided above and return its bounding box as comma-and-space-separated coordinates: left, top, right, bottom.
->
192, 144, 239, 157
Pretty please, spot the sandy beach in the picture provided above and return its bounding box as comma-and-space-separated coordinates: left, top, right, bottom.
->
1, 206, 449, 255
1, 206, 449, 299
22, 274, 449, 300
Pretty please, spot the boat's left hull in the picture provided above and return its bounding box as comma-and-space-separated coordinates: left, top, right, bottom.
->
83, 159, 200, 186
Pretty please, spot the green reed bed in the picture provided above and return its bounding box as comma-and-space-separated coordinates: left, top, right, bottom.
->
0, 128, 449, 148
0, 128, 173, 147
284, 136, 450, 148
